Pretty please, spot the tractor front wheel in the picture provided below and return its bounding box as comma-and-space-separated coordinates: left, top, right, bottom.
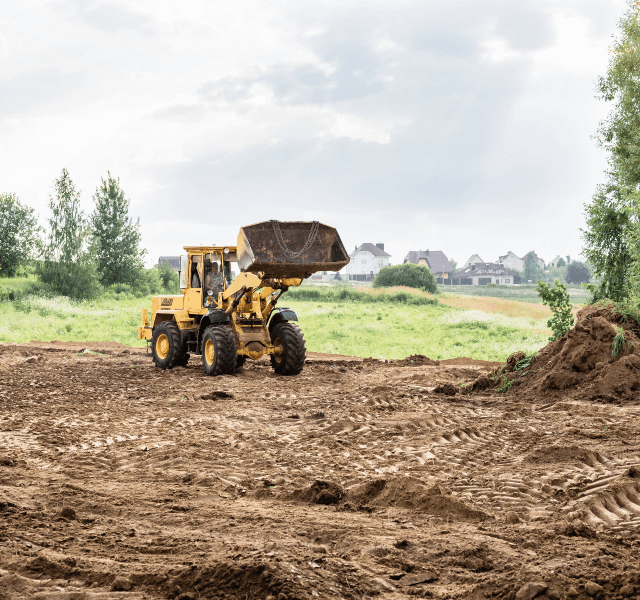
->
201, 326, 237, 376
152, 322, 181, 370
270, 322, 306, 376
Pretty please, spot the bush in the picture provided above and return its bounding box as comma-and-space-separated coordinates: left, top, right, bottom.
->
37, 261, 103, 301
0, 277, 54, 302
372, 263, 437, 292
536, 279, 575, 341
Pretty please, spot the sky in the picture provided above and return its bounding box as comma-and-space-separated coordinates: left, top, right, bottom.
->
0, 0, 629, 267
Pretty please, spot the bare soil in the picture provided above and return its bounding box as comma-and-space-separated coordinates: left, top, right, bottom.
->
1, 339, 640, 600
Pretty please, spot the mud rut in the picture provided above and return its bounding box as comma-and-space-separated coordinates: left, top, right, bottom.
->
1, 342, 640, 600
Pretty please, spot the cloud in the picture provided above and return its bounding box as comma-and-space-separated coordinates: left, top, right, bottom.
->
0, 0, 626, 267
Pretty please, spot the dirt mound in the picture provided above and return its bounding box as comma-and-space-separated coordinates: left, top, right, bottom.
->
393, 354, 440, 367
290, 480, 344, 505
527, 445, 599, 465
471, 304, 640, 403
168, 560, 315, 600
433, 382, 459, 396
346, 476, 492, 520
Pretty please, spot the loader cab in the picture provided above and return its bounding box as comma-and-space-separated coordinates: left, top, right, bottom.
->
181, 246, 238, 313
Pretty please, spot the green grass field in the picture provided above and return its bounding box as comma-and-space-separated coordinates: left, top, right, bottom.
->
0, 286, 551, 361
440, 284, 590, 304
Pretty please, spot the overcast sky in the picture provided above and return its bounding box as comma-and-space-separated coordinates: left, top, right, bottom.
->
0, 0, 627, 267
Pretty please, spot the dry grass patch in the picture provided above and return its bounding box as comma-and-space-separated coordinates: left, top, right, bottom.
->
439, 294, 552, 321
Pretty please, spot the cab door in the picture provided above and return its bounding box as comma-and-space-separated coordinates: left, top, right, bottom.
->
184, 254, 204, 313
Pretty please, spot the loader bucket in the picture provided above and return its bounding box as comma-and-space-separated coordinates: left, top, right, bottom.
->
237, 221, 350, 278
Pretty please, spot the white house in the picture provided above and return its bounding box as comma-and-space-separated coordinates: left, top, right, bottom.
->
462, 254, 484, 268
498, 251, 524, 272
548, 255, 565, 268
452, 262, 517, 286
498, 250, 545, 272
344, 243, 391, 281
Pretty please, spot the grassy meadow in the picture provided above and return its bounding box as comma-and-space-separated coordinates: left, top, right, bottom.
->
440, 283, 590, 305
0, 278, 552, 361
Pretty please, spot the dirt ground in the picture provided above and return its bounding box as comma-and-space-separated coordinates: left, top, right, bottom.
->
1, 340, 640, 600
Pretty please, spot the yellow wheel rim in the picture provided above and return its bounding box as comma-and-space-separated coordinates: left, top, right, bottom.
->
272, 336, 283, 364
204, 338, 215, 364
156, 333, 170, 359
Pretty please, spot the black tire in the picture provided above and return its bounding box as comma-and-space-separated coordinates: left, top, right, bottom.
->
270, 322, 306, 375
235, 355, 247, 371
151, 321, 181, 370
201, 326, 237, 376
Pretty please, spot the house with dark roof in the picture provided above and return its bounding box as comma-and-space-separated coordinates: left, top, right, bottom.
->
344, 243, 391, 281
451, 262, 518, 286
158, 256, 181, 271
403, 250, 452, 282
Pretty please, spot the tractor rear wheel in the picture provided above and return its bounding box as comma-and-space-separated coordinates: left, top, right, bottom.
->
270, 322, 306, 375
202, 326, 237, 376
152, 322, 181, 370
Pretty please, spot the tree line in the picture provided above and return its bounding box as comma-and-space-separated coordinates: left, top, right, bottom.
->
0, 168, 177, 299
582, 0, 640, 304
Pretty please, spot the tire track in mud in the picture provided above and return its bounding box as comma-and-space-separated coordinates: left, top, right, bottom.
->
2, 344, 640, 599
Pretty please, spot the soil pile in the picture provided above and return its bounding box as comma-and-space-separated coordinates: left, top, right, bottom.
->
393, 354, 440, 367
478, 304, 640, 403
345, 476, 492, 520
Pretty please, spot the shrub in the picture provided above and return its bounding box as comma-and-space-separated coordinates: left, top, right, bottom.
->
156, 262, 180, 293
536, 279, 575, 341
37, 261, 103, 301
372, 263, 437, 292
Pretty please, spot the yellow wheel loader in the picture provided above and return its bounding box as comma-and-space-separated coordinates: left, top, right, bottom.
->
138, 221, 349, 376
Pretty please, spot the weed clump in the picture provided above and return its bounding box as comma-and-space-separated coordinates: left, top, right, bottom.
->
536, 279, 574, 341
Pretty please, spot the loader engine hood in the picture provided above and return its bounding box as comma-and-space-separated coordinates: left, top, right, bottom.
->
236, 220, 350, 278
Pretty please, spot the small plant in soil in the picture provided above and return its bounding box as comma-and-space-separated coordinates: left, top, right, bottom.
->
536, 279, 574, 341
612, 326, 627, 357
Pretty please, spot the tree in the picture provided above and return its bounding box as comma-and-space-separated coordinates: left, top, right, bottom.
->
156, 262, 179, 293
372, 263, 437, 292
450, 259, 458, 276
566, 261, 591, 285
557, 257, 566, 267
89, 172, 146, 286
38, 169, 101, 299
0, 193, 42, 277
582, 181, 635, 299
523, 252, 542, 284
582, 1, 640, 302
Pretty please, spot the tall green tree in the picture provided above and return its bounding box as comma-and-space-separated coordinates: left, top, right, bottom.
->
582, 1, 640, 302
583, 180, 635, 299
0, 193, 42, 277
523, 252, 542, 284
47, 168, 86, 263
566, 261, 591, 285
89, 173, 146, 286
39, 169, 101, 299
